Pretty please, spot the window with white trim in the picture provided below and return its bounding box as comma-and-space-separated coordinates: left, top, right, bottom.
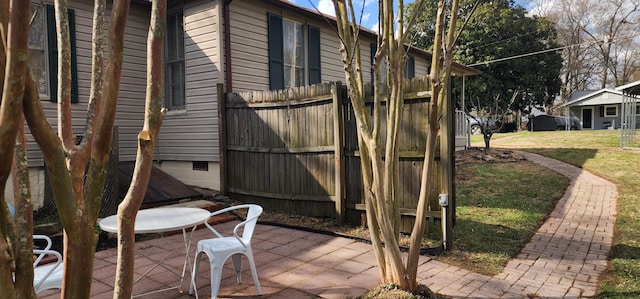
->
29, 6, 49, 97
604, 105, 618, 117
268, 13, 321, 90
283, 20, 304, 89
165, 11, 185, 110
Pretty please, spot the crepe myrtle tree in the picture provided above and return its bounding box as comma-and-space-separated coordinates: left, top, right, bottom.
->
467, 91, 518, 155
0, 1, 35, 298
113, 0, 167, 297
331, 0, 468, 291
0, 0, 167, 298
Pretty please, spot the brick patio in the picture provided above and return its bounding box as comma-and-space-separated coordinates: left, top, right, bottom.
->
37, 152, 617, 298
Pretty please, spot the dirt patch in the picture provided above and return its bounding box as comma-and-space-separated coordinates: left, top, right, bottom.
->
224, 147, 528, 248
455, 147, 526, 164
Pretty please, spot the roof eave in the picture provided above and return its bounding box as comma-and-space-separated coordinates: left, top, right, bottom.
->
616, 80, 640, 95
561, 89, 622, 107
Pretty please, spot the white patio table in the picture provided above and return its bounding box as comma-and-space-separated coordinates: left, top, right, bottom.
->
98, 207, 210, 298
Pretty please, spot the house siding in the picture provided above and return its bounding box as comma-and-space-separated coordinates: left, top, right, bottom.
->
228, 1, 269, 91
117, 3, 154, 161
155, 0, 220, 163
13, 1, 151, 208
25, 1, 150, 165
228, 0, 437, 92
564, 90, 640, 130
568, 105, 640, 130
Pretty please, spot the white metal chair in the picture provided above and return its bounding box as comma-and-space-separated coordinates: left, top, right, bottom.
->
189, 204, 263, 299
32, 235, 63, 293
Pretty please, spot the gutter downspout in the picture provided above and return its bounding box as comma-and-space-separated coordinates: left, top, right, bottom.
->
224, 0, 233, 91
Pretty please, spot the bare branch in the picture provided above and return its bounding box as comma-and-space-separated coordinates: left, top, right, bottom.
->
54, 0, 75, 150
81, 0, 106, 154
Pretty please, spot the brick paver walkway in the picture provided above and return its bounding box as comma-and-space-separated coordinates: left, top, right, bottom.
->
38, 151, 617, 298
418, 151, 618, 298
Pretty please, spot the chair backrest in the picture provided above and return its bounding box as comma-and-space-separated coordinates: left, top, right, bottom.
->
32, 235, 63, 292
240, 204, 262, 242
32, 235, 54, 266
229, 204, 262, 245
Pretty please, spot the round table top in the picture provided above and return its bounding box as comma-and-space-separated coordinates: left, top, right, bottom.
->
98, 207, 211, 234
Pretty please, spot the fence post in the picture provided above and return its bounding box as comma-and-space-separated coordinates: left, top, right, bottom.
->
333, 82, 345, 223
440, 77, 455, 250
217, 83, 227, 195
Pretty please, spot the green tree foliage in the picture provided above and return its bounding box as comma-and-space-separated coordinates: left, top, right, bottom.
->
407, 0, 563, 114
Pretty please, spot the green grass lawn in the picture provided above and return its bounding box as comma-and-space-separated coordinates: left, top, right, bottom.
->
443, 161, 569, 275
488, 130, 640, 298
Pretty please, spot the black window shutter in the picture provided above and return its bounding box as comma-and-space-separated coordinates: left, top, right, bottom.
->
267, 13, 284, 90
307, 25, 321, 85
370, 43, 376, 83
47, 5, 79, 103
406, 56, 415, 79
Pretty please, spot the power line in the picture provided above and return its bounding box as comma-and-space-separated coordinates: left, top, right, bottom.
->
468, 41, 595, 66
468, 33, 638, 66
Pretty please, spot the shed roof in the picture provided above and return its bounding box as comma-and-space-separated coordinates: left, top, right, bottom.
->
561, 88, 623, 107
616, 80, 640, 95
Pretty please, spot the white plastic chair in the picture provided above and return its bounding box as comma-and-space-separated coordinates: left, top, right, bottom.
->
32, 235, 63, 293
189, 204, 263, 299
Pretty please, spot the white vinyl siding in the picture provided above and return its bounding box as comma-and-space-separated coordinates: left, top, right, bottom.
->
116, 4, 154, 161
229, 1, 269, 91
414, 54, 431, 78
228, 1, 435, 91
156, 0, 220, 162
318, 24, 354, 82
25, 1, 150, 165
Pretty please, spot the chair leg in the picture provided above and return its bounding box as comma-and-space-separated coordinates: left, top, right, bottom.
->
246, 248, 262, 295
210, 256, 226, 299
190, 251, 204, 295
231, 254, 243, 284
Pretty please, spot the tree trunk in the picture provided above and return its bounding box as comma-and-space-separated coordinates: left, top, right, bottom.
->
21, 0, 131, 297
12, 116, 37, 299
331, 0, 461, 291
113, 0, 166, 297
484, 135, 491, 155
0, 1, 34, 297
62, 224, 98, 298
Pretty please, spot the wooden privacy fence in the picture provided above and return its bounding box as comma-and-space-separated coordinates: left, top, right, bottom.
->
220, 80, 452, 232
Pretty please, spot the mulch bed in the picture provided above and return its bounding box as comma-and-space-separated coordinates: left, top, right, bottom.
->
455, 147, 526, 164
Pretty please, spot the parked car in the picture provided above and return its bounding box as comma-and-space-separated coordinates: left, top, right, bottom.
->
466, 113, 498, 135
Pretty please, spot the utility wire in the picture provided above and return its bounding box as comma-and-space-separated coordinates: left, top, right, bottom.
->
469, 33, 638, 66
468, 41, 596, 66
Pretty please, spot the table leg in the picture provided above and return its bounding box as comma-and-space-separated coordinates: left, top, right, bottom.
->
131, 225, 198, 298
178, 226, 198, 293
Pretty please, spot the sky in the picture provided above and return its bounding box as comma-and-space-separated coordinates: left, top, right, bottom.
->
288, 0, 536, 31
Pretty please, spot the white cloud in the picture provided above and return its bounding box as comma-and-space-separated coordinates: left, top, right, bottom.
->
370, 21, 379, 33
317, 0, 336, 17
527, 0, 559, 17
362, 12, 371, 23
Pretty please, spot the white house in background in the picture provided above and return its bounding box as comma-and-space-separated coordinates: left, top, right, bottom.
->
561, 88, 638, 130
